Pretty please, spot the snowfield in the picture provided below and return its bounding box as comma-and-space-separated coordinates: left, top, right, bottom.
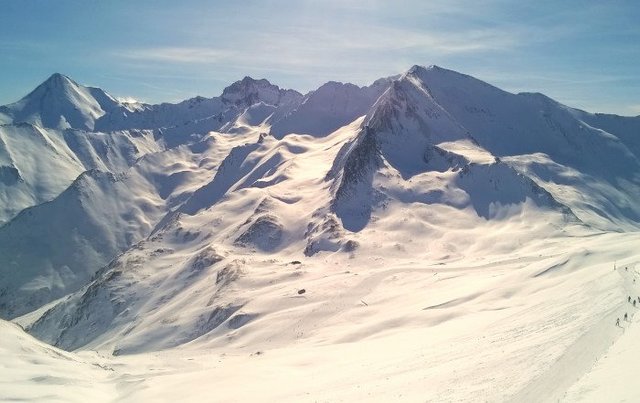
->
1, 65, 639, 402
4, 234, 640, 402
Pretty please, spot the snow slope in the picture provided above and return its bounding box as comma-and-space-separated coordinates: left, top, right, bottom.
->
2, 65, 640, 402
563, 264, 640, 402
0, 320, 115, 403
0, 169, 165, 318
0, 123, 159, 224
25, 116, 583, 356
7, 231, 640, 402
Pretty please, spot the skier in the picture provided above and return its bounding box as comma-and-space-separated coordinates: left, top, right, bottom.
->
624, 312, 628, 321
629, 296, 632, 303
616, 317, 620, 326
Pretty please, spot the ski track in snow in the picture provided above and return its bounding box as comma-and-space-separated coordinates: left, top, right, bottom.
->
509, 265, 640, 402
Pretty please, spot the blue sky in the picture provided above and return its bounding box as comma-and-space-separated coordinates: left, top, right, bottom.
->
1, 0, 639, 115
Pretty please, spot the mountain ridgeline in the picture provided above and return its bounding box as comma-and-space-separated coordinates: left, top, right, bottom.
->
1, 66, 639, 353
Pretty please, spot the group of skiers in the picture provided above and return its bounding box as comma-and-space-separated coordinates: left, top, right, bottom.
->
615, 295, 640, 327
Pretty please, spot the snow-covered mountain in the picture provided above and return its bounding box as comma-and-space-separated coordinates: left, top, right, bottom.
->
270, 77, 394, 138
0, 73, 123, 131
0, 73, 164, 224
94, 76, 303, 134
2, 65, 640, 402
0, 123, 159, 224
0, 168, 165, 318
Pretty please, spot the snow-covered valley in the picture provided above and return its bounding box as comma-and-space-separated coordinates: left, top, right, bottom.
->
1, 65, 639, 402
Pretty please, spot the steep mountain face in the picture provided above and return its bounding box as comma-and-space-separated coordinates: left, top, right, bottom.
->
319, 68, 578, 240
28, 214, 239, 352
0, 74, 121, 131
0, 169, 165, 318
399, 66, 640, 179
358, 65, 640, 230
0, 74, 163, 224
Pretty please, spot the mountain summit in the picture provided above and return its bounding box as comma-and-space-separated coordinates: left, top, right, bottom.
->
0, 73, 120, 130
221, 76, 302, 108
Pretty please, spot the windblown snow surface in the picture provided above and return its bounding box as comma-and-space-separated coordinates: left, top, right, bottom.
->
1, 66, 640, 402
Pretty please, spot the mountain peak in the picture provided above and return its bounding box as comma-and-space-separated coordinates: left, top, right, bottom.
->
47, 72, 72, 82
39, 73, 80, 92
241, 76, 269, 85
0, 73, 119, 130
23, 73, 75, 96
221, 76, 302, 107
407, 64, 428, 75
405, 64, 460, 79
222, 76, 275, 97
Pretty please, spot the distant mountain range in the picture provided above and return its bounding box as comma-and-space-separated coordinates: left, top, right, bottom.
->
1, 65, 639, 353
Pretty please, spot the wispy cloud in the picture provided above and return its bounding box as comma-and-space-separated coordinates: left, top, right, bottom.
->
110, 23, 525, 85
116, 47, 235, 64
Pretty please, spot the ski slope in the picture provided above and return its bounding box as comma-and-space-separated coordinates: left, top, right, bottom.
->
3, 231, 640, 402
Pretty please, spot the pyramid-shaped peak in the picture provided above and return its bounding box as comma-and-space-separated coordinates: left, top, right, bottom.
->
40, 73, 79, 90
30, 73, 91, 97
407, 64, 429, 74
48, 72, 72, 81
0, 73, 119, 130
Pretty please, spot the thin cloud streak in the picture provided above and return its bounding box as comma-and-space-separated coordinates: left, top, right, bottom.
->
114, 25, 521, 67
116, 47, 235, 64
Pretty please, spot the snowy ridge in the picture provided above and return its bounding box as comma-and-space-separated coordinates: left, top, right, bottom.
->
95, 76, 303, 133
0, 123, 159, 223
0, 168, 165, 318
270, 76, 394, 138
